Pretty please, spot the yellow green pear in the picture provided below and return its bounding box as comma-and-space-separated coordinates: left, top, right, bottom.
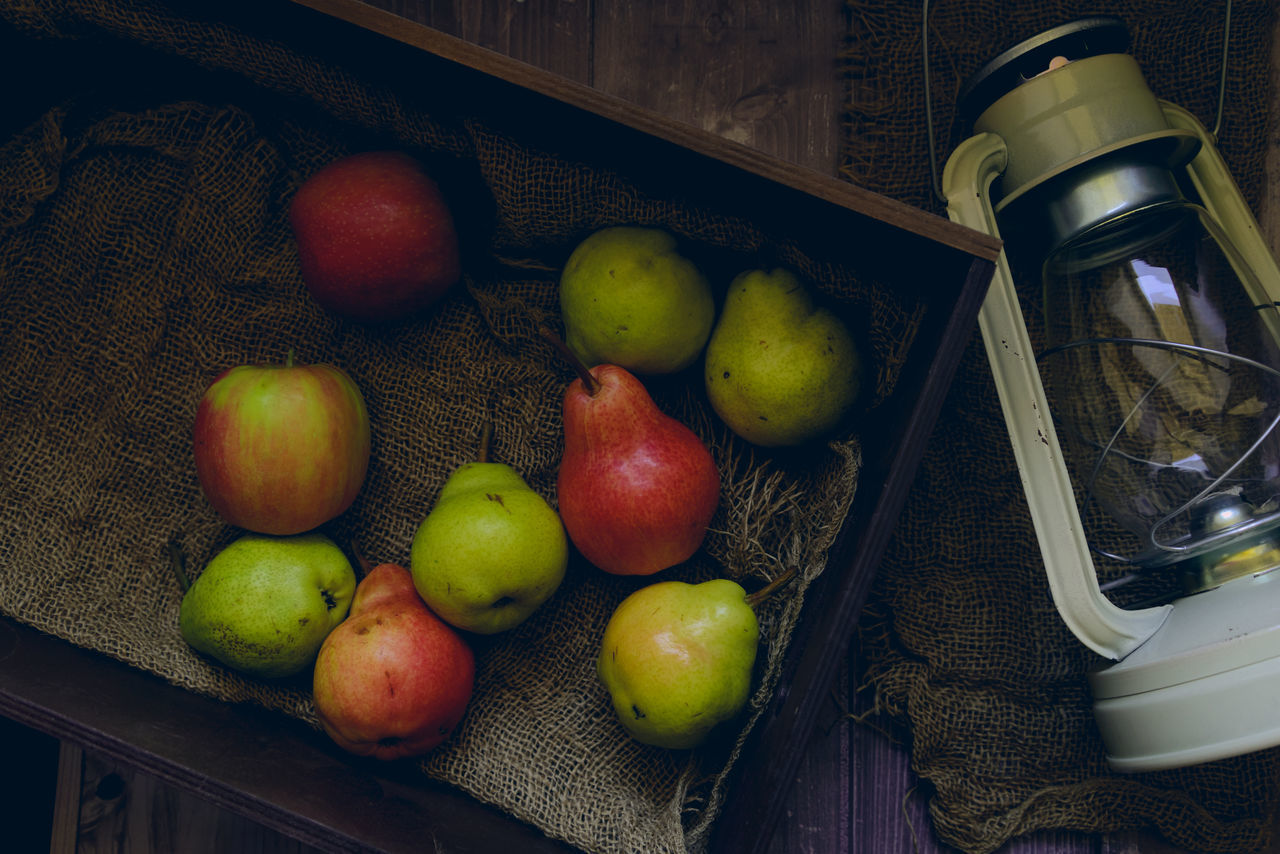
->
411, 443, 568, 635
178, 533, 357, 679
704, 268, 862, 446
597, 578, 759, 749
559, 226, 714, 374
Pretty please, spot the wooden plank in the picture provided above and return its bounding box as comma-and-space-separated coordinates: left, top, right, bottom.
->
362, 0, 848, 176
765, 663, 851, 854
50, 743, 83, 854
1, 616, 576, 854
336, 1, 847, 175
59, 745, 321, 854
358, 0, 592, 82
590, 0, 847, 176
287, 0, 1001, 261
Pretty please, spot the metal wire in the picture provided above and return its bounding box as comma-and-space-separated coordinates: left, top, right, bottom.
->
1039, 335, 1280, 565
1212, 0, 1233, 140
923, 0, 946, 206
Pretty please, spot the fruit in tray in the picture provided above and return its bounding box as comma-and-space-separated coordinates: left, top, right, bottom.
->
704, 268, 862, 446
178, 533, 357, 679
559, 226, 714, 375
312, 562, 475, 760
289, 150, 461, 324
410, 424, 569, 634
597, 578, 760, 749
547, 331, 720, 576
193, 352, 370, 536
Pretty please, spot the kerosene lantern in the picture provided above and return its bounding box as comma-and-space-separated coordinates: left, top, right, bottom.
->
941, 16, 1280, 771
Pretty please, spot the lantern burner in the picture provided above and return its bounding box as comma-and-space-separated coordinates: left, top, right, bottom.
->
1174, 493, 1280, 591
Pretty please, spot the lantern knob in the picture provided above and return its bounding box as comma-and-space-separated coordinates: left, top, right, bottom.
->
957, 16, 1129, 124
1188, 492, 1255, 539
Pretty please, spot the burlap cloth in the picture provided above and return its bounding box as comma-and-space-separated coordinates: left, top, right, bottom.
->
843, 1, 1280, 853
0, 1, 945, 852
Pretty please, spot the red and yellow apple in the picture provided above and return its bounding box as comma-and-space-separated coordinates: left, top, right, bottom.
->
312, 562, 475, 760
193, 353, 371, 536
289, 150, 461, 323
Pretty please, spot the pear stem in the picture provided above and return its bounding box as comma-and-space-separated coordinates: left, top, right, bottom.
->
477, 421, 494, 464
349, 541, 372, 579
168, 540, 191, 593
539, 325, 599, 396
745, 565, 800, 610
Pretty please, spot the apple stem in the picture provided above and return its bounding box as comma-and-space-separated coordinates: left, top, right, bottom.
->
349, 541, 372, 579
285, 348, 296, 369
168, 540, 191, 593
745, 565, 800, 610
539, 325, 599, 396
477, 421, 494, 464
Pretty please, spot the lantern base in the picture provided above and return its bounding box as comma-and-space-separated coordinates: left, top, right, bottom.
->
1089, 570, 1280, 772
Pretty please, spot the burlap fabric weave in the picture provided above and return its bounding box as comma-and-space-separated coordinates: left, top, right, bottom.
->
0, 1, 939, 852
843, 1, 1280, 853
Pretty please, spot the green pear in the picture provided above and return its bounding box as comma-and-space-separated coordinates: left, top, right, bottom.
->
597, 578, 758, 749
411, 454, 568, 635
559, 226, 714, 374
178, 533, 356, 679
704, 268, 862, 446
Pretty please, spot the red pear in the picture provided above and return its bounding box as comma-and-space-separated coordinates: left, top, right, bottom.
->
555, 348, 720, 575
312, 562, 474, 760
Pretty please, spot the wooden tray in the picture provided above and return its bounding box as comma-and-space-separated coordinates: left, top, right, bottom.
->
0, 1, 1000, 851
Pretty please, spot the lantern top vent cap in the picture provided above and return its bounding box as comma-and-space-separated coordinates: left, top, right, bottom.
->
958, 17, 1130, 127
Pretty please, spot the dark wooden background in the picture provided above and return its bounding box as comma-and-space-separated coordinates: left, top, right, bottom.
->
10, 2, 1280, 853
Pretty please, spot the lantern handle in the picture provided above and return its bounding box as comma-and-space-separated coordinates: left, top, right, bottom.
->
942, 131, 1172, 660
1210, 0, 1231, 141
922, 0, 946, 206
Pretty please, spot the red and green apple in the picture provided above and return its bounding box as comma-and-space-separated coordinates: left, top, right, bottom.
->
193, 353, 371, 536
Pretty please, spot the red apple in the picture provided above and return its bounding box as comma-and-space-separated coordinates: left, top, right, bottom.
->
289, 150, 461, 323
312, 563, 475, 760
193, 353, 371, 535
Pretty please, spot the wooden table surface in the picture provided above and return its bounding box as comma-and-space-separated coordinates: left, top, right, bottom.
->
16, 2, 1280, 853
